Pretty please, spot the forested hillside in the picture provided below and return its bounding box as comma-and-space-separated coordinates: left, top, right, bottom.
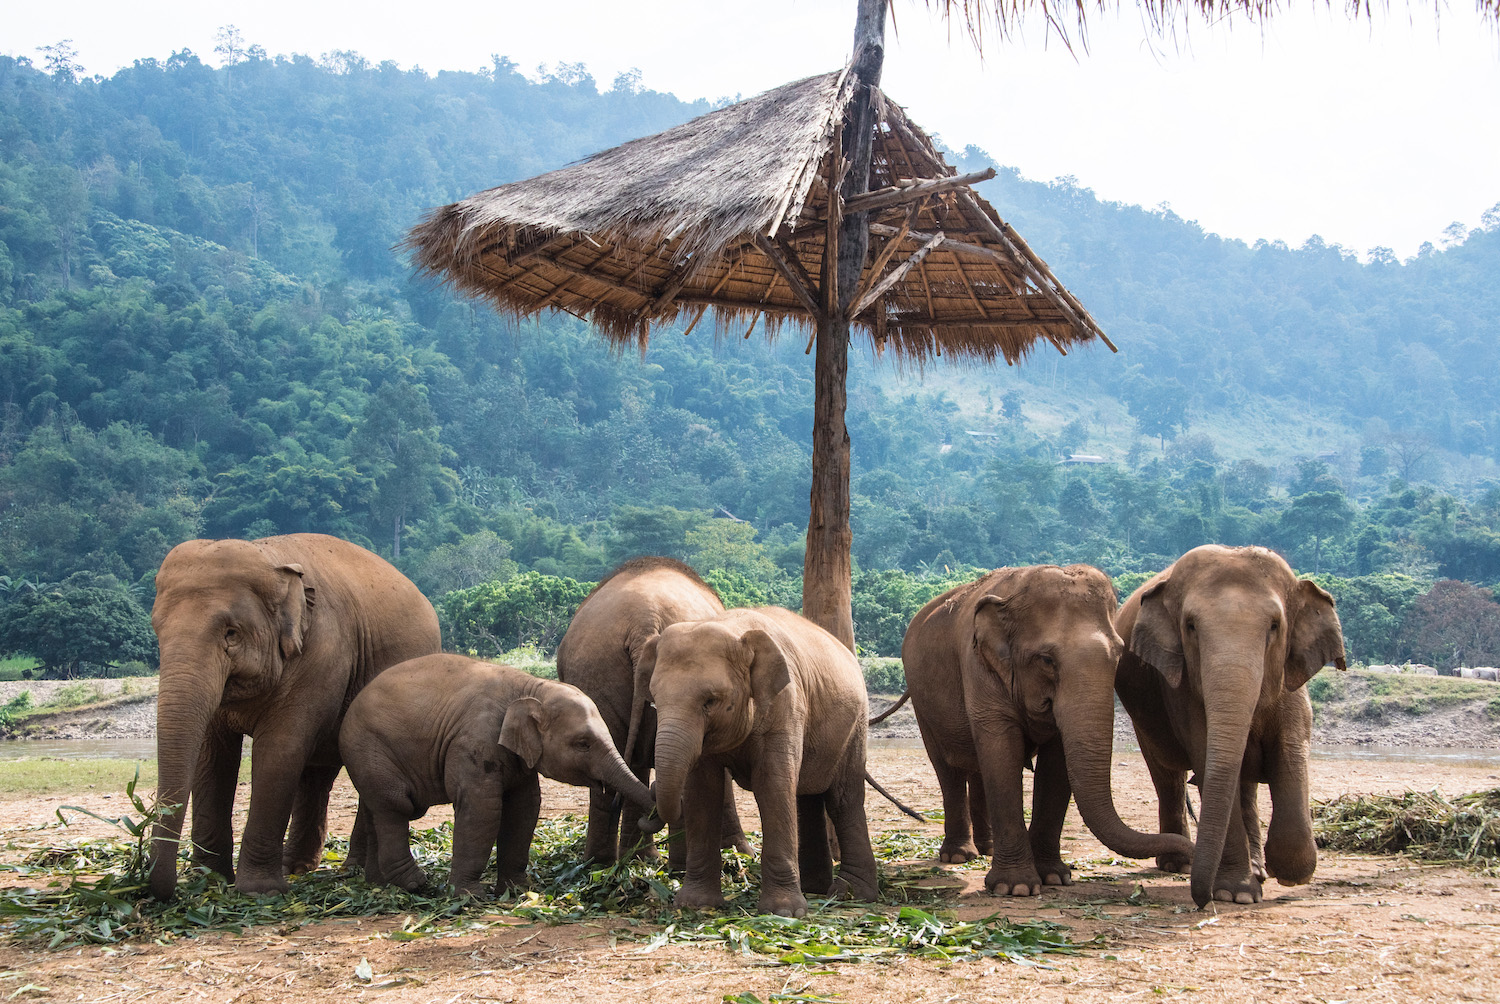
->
1, 45, 1498, 675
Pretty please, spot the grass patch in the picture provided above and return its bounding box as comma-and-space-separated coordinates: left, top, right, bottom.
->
1314, 788, 1500, 871
0, 804, 1093, 963
0, 758, 161, 796
0, 658, 40, 682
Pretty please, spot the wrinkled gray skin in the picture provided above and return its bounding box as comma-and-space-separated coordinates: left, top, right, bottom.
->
647, 606, 878, 918
903, 564, 1194, 897
149, 534, 440, 900
1116, 545, 1346, 908
340, 654, 655, 896
556, 557, 748, 866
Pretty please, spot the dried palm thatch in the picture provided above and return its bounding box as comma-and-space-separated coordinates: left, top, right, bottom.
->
404, 68, 1114, 366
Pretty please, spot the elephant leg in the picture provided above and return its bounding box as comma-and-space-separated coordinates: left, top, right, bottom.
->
372, 805, 425, 892
751, 741, 807, 918
448, 785, 505, 897
1142, 749, 1193, 874
674, 760, 729, 911
719, 770, 751, 854
824, 750, 879, 902
1028, 737, 1073, 887
1264, 695, 1317, 886
349, 800, 381, 881
1211, 776, 1261, 905
1242, 779, 1267, 884
283, 762, 340, 875
189, 727, 242, 880
968, 777, 992, 856
929, 756, 980, 863
974, 720, 1041, 897
796, 793, 833, 895
584, 784, 622, 865
237, 730, 319, 895
493, 775, 542, 895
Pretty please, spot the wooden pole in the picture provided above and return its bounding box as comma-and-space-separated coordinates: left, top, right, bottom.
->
802, 0, 885, 653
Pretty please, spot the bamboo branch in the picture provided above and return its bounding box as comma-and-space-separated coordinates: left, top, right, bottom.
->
847, 199, 923, 315
754, 233, 823, 320
842, 168, 995, 216
849, 231, 944, 318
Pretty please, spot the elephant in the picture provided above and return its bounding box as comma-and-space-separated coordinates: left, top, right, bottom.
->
902, 564, 1194, 897
555, 557, 747, 866
339, 654, 655, 895
645, 605, 879, 918
1115, 544, 1346, 908
148, 533, 441, 900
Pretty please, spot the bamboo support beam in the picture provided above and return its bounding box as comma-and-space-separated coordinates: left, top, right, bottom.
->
755, 233, 824, 321
843, 168, 996, 215
847, 199, 922, 314
849, 231, 944, 318
956, 193, 1117, 353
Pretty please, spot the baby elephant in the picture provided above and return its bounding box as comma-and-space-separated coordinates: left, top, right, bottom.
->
339, 654, 655, 896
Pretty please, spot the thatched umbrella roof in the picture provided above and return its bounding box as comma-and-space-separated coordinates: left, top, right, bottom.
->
405, 67, 1114, 365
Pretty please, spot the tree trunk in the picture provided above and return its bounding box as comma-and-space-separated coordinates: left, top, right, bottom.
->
801, 0, 885, 653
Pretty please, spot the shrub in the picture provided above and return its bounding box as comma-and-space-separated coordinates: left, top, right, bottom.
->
862, 657, 906, 694
439, 571, 593, 657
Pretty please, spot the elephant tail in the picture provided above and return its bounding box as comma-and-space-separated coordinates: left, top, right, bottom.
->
868, 690, 910, 727
865, 770, 925, 822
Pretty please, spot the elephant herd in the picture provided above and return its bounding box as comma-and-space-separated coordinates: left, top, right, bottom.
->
147, 533, 1345, 916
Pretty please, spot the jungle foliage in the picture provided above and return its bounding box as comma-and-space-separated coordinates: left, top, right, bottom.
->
1, 44, 1498, 670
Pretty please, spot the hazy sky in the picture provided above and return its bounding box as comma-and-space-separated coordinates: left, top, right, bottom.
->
7, 1, 1499, 258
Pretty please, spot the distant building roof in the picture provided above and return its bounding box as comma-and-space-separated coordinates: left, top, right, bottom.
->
1060, 454, 1110, 465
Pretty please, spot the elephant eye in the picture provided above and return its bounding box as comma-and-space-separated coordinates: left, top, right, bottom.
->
572, 738, 591, 752
1269, 618, 1281, 633
224, 627, 240, 645
703, 696, 718, 711
1184, 618, 1196, 634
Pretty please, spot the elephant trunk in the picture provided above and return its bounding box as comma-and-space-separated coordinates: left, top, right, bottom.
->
650, 715, 703, 832
596, 741, 654, 813
1056, 680, 1194, 862
149, 648, 228, 901
1189, 659, 1261, 908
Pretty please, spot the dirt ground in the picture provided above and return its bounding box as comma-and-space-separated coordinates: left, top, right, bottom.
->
1, 747, 1497, 1003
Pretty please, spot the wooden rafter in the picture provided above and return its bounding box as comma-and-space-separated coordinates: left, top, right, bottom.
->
849, 198, 923, 314
850, 231, 944, 318
843, 168, 996, 216
755, 233, 823, 319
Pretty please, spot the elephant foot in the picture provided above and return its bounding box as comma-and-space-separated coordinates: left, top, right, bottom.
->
758, 888, 809, 918
282, 853, 322, 876
938, 839, 982, 864
494, 871, 528, 895
1036, 860, 1073, 887
985, 864, 1043, 898
1265, 834, 1317, 887
974, 837, 994, 856
1155, 850, 1192, 874
1213, 875, 1264, 905
829, 872, 879, 903
723, 832, 753, 855
674, 885, 727, 912
235, 870, 290, 897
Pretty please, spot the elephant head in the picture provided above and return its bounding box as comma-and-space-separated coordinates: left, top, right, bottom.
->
971, 565, 1194, 863
644, 621, 788, 830
499, 681, 655, 813
147, 538, 316, 900
1128, 545, 1345, 907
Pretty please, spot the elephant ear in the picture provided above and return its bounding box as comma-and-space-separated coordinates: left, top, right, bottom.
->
499, 696, 546, 769
623, 632, 660, 764
1286, 579, 1346, 691
1130, 577, 1185, 689
971, 593, 1015, 693
741, 629, 791, 711
275, 564, 314, 659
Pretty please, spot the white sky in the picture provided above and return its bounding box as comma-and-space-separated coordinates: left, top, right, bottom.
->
7, 1, 1499, 258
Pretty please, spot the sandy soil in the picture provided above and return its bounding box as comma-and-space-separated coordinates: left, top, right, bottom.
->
0, 745, 1497, 1003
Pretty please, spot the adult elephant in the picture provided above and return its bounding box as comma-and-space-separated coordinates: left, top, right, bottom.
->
556, 557, 747, 865
647, 606, 878, 917
149, 533, 441, 900
1115, 545, 1346, 908
903, 564, 1193, 897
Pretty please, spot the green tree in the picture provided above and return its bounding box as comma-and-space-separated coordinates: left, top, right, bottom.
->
0, 585, 156, 678
349, 380, 455, 558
